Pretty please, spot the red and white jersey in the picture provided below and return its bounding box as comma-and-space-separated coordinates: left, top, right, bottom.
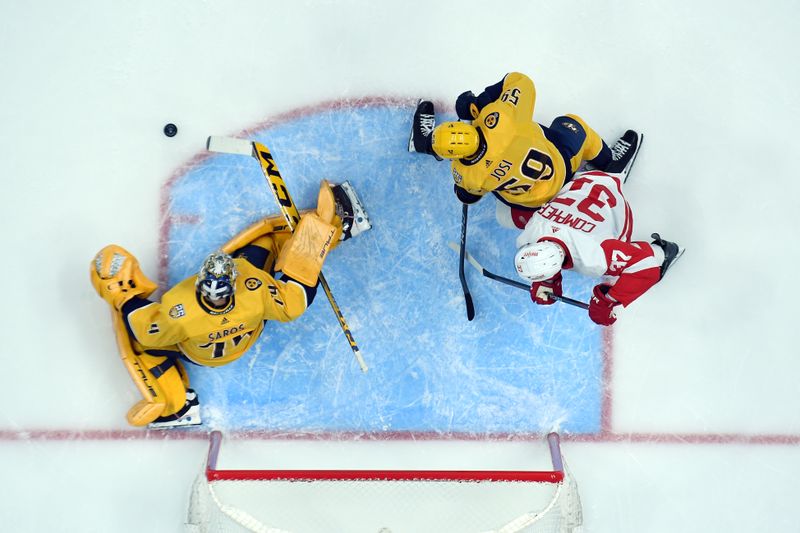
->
516, 170, 664, 306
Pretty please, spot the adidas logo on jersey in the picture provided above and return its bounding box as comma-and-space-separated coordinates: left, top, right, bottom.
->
221, 317, 229, 325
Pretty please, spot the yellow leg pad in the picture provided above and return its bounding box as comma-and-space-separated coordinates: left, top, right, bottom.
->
220, 208, 341, 255
317, 181, 344, 245
127, 399, 168, 427
123, 353, 188, 426
317, 181, 336, 223
138, 353, 190, 417
221, 214, 291, 254
175, 358, 190, 389
274, 213, 337, 286
111, 312, 188, 426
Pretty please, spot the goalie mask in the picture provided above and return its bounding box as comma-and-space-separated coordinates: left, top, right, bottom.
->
514, 241, 565, 282
196, 251, 237, 303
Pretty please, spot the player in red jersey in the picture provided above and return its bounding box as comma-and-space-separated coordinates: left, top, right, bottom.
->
514, 131, 683, 326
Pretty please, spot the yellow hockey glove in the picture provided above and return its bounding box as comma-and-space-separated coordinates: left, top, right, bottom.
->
90, 244, 157, 311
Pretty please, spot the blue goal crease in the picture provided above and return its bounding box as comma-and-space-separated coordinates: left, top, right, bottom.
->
164, 104, 604, 436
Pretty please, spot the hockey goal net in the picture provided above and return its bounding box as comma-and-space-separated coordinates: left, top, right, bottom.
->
186, 431, 582, 533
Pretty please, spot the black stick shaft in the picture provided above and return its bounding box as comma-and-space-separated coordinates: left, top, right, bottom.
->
451, 243, 590, 311
479, 269, 589, 310
459, 204, 476, 320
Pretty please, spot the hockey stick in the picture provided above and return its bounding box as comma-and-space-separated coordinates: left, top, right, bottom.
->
446, 242, 590, 310
207, 136, 368, 373
459, 204, 476, 321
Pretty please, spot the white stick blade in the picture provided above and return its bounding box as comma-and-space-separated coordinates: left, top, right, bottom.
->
447, 241, 484, 272
206, 136, 254, 156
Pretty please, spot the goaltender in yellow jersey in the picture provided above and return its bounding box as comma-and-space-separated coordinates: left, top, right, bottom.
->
127, 255, 307, 367
409, 72, 624, 229
90, 180, 370, 429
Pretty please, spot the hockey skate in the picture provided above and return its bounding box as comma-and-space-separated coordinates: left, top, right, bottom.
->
651, 233, 685, 279
148, 389, 201, 429
332, 181, 371, 241
605, 130, 643, 183
408, 100, 442, 161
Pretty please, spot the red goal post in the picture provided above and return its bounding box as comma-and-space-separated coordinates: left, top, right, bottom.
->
187, 431, 583, 533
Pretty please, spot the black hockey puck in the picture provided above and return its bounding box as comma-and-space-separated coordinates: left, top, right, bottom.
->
163, 123, 178, 137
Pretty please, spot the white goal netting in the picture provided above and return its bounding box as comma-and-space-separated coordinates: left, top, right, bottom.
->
186, 432, 582, 533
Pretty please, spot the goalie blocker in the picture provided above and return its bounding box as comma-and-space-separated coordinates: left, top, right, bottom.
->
275, 181, 339, 286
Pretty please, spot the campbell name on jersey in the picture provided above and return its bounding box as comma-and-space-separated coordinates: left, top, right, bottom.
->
452, 72, 569, 208
125, 258, 311, 366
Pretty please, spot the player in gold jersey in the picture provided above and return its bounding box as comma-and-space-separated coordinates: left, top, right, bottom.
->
410, 72, 619, 229
90, 181, 370, 428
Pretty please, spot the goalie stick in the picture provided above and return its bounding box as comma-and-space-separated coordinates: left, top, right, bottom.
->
207, 136, 368, 373
446, 242, 590, 310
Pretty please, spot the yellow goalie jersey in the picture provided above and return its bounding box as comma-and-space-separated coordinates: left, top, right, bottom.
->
124, 258, 311, 367
452, 72, 602, 209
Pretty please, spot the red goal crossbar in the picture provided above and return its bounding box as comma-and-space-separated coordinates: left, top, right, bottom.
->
204, 431, 566, 483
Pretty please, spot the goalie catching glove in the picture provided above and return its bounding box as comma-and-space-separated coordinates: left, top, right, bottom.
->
90, 244, 157, 310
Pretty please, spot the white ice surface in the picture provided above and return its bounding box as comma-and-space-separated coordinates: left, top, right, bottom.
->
1, 0, 799, 531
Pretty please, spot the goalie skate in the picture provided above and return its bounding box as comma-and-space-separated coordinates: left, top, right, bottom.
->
148, 389, 201, 429
605, 130, 643, 183
651, 233, 685, 279
332, 181, 371, 241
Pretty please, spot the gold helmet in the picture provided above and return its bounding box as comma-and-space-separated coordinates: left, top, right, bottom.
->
431, 121, 480, 159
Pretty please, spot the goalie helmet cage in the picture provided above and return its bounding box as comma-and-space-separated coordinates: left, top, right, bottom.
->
186, 431, 583, 533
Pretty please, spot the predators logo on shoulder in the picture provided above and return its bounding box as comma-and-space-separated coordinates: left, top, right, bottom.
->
245, 278, 262, 291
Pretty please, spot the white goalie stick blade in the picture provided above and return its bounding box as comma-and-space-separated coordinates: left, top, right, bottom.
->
206, 136, 255, 156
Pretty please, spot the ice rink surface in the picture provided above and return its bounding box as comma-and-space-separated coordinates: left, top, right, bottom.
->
1, 1, 799, 531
